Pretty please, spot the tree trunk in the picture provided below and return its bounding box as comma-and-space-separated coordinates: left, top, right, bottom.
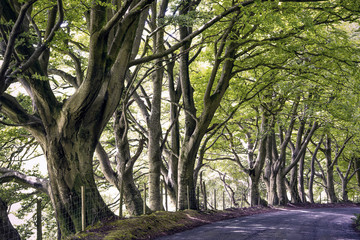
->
268, 171, 279, 205
249, 175, 261, 206
249, 114, 267, 206
0, 197, 21, 240
288, 164, 301, 203
308, 140, 322, 204
355, 158, 360, 188
166, 59, 180, 207
326, 165, 338, 203
122, 168, 147, 215
147, 1, 167, 212
298, 154, 306, 203
277, 169, 288, 205
46, 134, 114, 236
324, 137, 338, 203
178, 136, 202, 210
341, 179, 349, 202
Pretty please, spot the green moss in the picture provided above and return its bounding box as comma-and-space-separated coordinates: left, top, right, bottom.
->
69, 209, 225, 240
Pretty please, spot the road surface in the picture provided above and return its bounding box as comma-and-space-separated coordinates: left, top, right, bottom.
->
157, 207, 360, 240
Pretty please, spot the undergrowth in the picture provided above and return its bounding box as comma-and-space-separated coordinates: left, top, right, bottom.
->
352, 213, 360, 231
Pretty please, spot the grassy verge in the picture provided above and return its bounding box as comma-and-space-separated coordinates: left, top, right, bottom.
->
353, 213, 360, 231
67, 207, 274, 240
68, 203, 360, 240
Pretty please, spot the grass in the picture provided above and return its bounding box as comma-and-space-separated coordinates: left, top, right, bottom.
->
353, 213, 360, 231
67, 207, 274, 240
67, 203, 360, 240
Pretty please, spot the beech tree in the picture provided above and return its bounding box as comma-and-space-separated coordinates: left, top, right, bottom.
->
0, 0, 156, 236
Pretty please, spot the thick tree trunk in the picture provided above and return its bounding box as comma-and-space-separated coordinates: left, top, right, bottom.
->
308, 144, 321, 204
268, 171, 279, 205
113, 111, 148, 216
298, 154, 306, 203
323, 137, 338, 203
122, 168, 146, 215
249, 175, 261, 206
341, 179, 349, 202
147, 1, 167, 212
326, 166, 338, 203
355, 158, 360, 188
166, 60, 180, 206
178, 136, 202, 210
277, 170, 288, 205
249, 115, 267, 206
289, 164, 301, 203
46, 133, 114, 236
0, 197, 21, 240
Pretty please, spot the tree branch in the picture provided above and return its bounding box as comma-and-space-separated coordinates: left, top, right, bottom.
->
0, 168, 49, 194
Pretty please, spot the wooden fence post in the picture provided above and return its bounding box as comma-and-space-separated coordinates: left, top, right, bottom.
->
240, 190, 243, 208
37, 198, 42, 240
143, 183, 147, 215
187, 185, 190, 210
176, 196, 178, 211
203, 181, 207, 210
165, 184, 168, 211
223, 191, 225, 210
81, 186, 86, 231
197, 186, 200, 210
213, 189, 216, 210
161, 181, 163, 210
119, 180, 124, 218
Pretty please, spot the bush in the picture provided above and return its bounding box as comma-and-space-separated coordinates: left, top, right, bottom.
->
352, 213, 360, 230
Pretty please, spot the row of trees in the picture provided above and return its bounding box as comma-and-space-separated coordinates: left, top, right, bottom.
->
1, 0, 360, 238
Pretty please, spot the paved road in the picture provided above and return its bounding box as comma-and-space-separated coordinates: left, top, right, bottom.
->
157, 208, 360, 240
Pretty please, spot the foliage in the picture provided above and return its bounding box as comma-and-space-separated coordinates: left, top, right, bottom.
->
352, 213, 360, 230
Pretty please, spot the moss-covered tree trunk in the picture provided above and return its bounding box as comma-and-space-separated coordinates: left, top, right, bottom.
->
46, 125, 115, 235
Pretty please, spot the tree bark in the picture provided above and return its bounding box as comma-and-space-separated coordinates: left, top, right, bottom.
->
46, 132, 115, 235
355, 158, 360, 188
323, 136, 338, 203
308, 138, 322, 203
249, 113, 268, 206
0, 197, 21, 240
298, 154, 306, 202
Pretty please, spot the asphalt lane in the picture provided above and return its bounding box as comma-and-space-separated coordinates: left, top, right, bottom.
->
156, 207, 360, 240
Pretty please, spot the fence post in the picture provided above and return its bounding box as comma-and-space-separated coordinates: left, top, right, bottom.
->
165, 184, 168, 211
213, 189, 217, 210
187, 185, 190, 210
161, 181, 163, 210
240, 190, 243, 208
36, 198, 42, 240
143, 183, 147, 215
203, 181, 207, 210
81, 186, 86, 231
176, 195, 178, 211
223, 191, 225, 210
197, 186, 200, 210
119, 180, 124, 218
